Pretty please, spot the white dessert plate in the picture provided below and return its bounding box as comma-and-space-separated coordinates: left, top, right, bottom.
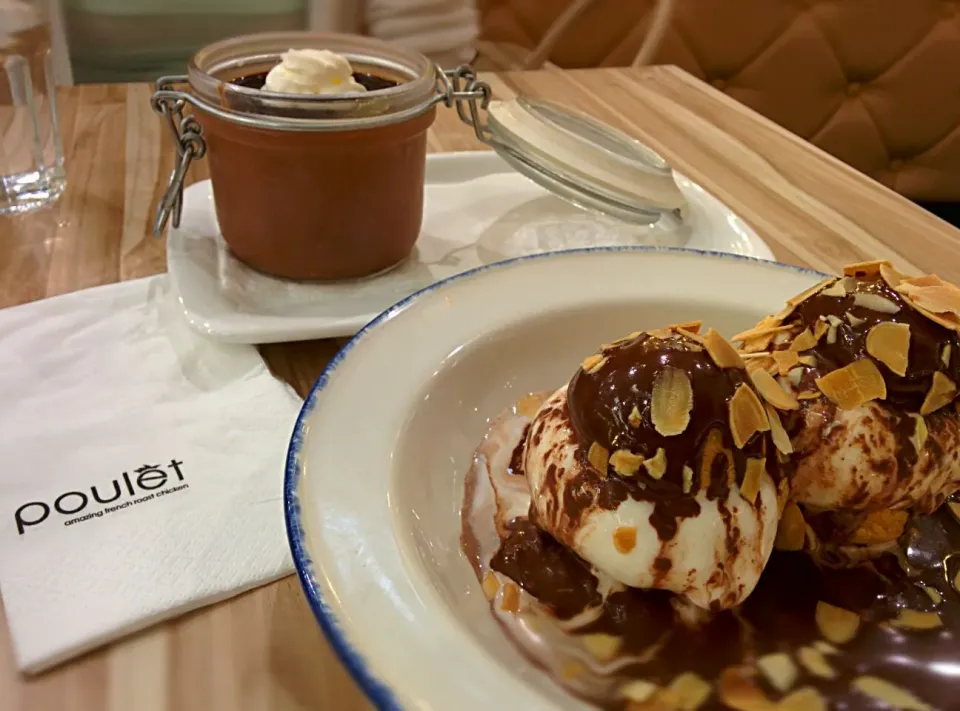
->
284, 247, 825, 710
168, 151, 774, 344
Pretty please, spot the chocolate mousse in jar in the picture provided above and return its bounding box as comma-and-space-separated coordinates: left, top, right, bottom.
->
152, 32, 691, 281
152, 32, 445, 280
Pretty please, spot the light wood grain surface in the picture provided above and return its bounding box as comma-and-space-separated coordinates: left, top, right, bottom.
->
1, 66, 959, 711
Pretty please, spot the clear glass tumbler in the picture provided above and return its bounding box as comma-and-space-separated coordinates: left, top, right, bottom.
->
0, 1, 65, 214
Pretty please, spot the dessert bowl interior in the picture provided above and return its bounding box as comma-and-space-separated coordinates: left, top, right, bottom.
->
285, 247, 824, 710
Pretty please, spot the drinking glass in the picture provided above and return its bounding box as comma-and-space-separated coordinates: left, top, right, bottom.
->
0, 2, 65, 215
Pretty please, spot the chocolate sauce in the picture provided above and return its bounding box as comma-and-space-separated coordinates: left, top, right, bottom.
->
790, 274, 960, 412
507, 424, 529, 476
491, 509, 960, 710
231, 70, 399, 92
566, 332, 777, 541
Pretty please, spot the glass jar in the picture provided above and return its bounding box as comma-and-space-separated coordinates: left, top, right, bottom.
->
152, 31, 688, 282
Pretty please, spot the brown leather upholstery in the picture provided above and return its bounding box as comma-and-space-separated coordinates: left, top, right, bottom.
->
478, 0, 960, 202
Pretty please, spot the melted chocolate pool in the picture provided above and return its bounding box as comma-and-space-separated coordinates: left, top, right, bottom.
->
231, 70, 399, 92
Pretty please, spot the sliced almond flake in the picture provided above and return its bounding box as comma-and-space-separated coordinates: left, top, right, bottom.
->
729, 384, 771, 448
797, 646, 837, 679
865, 322, 911, 376
582, 633, 622, 662
643, 448, 668, 480
628, 405, 643, 428
900, 294, 960, 331
777, 477, 790, 516
852, 676, 933, 711
880, 262, 904, 288
798, 354, 817, 366
613, 526, 638, 554
897, 274, 960, 319
765, 403, 793, 455
843, 259, 893, 277
582, 354, 608, 373
812, 641, 839, 656
699, 428, 734, 491
757, 652, 797, 693
890, 609, 943, 630
516, 393, 545, 418
920, 371, 957, 415
788, 277, 834, 306
942, 344, 952, 367
647, 328, 674, 339
703, 328, 745, 369
682, 465, 694, 494
751, 369, 800, 410
611, 449, 645, 477
604, 331, 645, 350
588, 442, 610, 473
745, 356, 776, 376
922, 585, 942, 605
797, 391, 822, 400
621, 680, 659, 703
776, 503, 806, 551
821, 280, 847, 298
501, 582, 520, 612
848, 510, 909, 545
785, 367, 805, 388
668, 672, 712, 711
846, 312, 867, 328
815, 601, 860, 644
652, 366, 694, 436
826, 324, 838, 345
788, 328, 818, 352
717, 666, 772, 711
732, 322, 796, 343
911, 414, 928, 453
740, 458, 765, 503
816, 358, 887, 409
671, 320, 703, 335
813, 319, 829, 343
561, 659, 584, 681
853, 292, 901, 314
955, 570, 960, 595
779, 687, 827, 711
481, 571, 500, 601
772, 350, 800, 376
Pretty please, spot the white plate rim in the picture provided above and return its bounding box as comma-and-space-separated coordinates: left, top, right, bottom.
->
283, 245, 828, 710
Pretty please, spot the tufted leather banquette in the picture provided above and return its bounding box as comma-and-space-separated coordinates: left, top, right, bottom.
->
478, 0, 960, 204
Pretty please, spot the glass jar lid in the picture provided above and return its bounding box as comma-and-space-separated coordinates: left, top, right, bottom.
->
483, 97, 686, 226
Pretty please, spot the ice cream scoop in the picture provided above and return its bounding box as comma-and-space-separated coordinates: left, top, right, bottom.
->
524, 325, 786, 609
735, 261, 960, 521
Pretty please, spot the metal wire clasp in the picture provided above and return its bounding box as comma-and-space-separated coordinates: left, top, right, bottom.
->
435, 66, 493, 143
150, 75, 206, 236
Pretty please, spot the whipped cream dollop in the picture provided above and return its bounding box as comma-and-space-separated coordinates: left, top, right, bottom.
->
263, 48, 367, 95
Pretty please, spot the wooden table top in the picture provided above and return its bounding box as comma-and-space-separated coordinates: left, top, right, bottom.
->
1, 65, 959, 711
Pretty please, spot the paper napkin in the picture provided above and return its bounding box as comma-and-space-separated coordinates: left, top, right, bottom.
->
0, 276, 302, 672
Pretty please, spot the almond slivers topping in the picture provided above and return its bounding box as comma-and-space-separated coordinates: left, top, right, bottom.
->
787, 277, 834, 306
797, 646, 837, 680
921, 371, 957, 415
815, 601, 860, 644
775, 502, 806, 551
843, 259, 893, 277
772, 350, 800, 375
582, 354, 608, 373
757, 652, 797, 693
643, 448, 668, 480
865, 322, 911, 376
911, 414, 928, 452
820, 279, 847, 298
629, 405, 643, 427
481, 571, 499, 600
891, 609, 943, 630
731, 321, 794, 343
501, 582, 520, 612
853, 292, 901, 314
516, 393, 545, 418
766, 403, 793, 455
588, 442, 610, 473
880, 262, 904, 288
704, 328, 745, 369
789, 328, 818, 352
699, 428, 733, 491
668, 672, 711, 711
652, 366, 694, 436
740, 458, 765, 503
582, 633, 622, 662
671, 320, 703, 335
682, 465, 694, 494
751, 369, 800, 410
610, 449, 645, 477
729, 383, 771, 448
816, 358, 887, 409
852, 677, 932, 711
779, 687, 827, 711
897, 274, 960, 319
